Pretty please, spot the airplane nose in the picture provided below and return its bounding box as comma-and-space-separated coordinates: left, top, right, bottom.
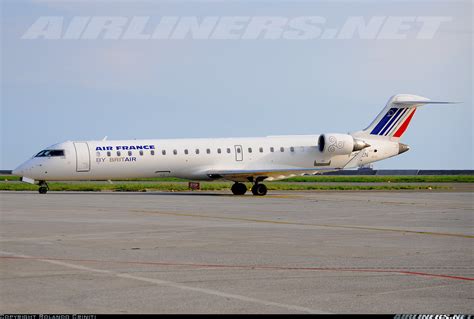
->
12, 165, 24, 176
13, 162, 30, 176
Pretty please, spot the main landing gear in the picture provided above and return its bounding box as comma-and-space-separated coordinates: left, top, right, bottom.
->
38, 181, 49, 194
251, 183, 267, 196
231, 182, 268, 196
231, 182, 247, 195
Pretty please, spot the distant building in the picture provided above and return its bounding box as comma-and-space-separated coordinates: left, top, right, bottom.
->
358, 164, 374, 171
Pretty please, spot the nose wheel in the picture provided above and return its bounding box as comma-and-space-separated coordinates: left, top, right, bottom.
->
38, 181, 49, 194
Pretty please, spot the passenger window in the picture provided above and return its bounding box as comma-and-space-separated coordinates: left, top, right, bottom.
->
96, 152, 101, 157
150, 150, 155, 156
227, 148, 231, 153
237, 148, 241, 153
290, 147, 295, 152
128, 151, 132, 156
280, 147, 285, 152
259, 147, 263, 153
162, 150, 166, 155
107, 151, 111, 157
196, 149, 200, 154
206, 148, 211, 154
139, 150, 144, 156
117, 151, 121, 156
217, 148, 221, 154
173, 150, 178, 155
184, 149, 189, 155
270, 147, 274, 152
248, 148, 252, 153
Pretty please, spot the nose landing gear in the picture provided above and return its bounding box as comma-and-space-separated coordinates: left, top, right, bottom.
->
38, 181, 49, 194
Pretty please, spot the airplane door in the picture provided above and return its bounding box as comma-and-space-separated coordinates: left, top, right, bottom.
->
74, 142, 91, 172
234, 145, 243, 161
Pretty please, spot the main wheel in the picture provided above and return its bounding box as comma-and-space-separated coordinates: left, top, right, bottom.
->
39, 186, 48, 194
251, 184, 267, 196
231, 183, 247, 195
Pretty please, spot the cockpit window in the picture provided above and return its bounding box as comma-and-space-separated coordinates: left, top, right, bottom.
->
35, 150, 65, 157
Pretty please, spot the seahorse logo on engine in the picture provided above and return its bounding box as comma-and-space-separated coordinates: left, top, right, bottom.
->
327, 136, 345, 153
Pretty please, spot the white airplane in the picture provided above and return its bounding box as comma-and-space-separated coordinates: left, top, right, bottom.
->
12, 94, 455, 196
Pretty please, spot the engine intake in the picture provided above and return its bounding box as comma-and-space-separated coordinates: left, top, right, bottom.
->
318, 134, 370, 155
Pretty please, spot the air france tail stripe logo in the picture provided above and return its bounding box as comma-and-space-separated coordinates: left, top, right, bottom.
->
393, 109, 416, 138
370, 107, 398, 135
379, 108, 405, 136
371, 108, 412, 136
383, 108, 409, 136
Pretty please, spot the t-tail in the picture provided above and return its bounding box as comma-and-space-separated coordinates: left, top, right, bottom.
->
356, 94, 458, 140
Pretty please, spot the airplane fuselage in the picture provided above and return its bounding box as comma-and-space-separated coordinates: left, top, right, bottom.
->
13, 134, 400, 182
14, 94, 450, 195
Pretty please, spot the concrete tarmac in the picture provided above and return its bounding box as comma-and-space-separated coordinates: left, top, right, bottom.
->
0, 190, 472, 313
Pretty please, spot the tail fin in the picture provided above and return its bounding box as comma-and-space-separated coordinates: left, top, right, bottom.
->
361, 94, 458, 139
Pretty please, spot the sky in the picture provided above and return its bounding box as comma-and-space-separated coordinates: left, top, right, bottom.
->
1, 0, 472, 170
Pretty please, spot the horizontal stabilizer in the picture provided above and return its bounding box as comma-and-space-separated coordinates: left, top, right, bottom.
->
392, 100, 460, 106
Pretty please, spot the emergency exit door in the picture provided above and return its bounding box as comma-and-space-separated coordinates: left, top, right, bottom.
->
234, 145, 243, 161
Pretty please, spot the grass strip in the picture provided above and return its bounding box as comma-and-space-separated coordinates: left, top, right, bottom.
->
0, 181, 448, 192
2, 175, 471, 183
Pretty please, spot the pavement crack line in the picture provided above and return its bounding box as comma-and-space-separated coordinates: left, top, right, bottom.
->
0, 251, 328, 314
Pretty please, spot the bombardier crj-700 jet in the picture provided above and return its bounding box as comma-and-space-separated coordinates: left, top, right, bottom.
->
13, 94, 454, 196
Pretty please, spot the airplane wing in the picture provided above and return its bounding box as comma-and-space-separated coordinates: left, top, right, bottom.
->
206, 167, 339, 182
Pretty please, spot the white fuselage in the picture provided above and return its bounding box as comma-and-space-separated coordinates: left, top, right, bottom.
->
13, 134, 400, 182
13, 94, 451, 192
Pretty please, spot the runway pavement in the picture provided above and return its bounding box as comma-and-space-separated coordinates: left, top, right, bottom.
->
0, 190, 472, 313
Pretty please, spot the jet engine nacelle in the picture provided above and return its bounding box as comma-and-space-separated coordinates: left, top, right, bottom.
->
318, 133, 370, 156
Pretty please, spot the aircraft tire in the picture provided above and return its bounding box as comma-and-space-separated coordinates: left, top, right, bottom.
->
231, 183, 247, 195
251, 184, 267, 196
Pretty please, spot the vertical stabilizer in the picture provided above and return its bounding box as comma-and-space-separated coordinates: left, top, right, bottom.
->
358, 94, 457, 139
